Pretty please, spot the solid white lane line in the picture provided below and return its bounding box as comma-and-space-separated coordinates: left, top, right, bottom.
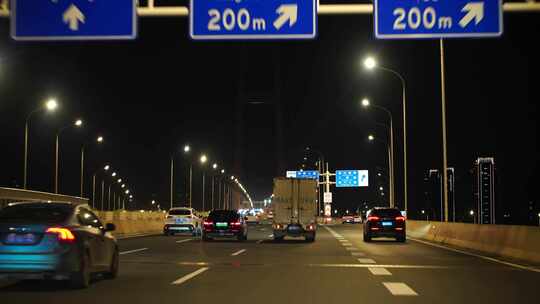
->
171, 267, 209, 285
383, 282, 418, 296
119, 248, 149, 255
342, 243, 353, 247
409, 237, 540, 273
368, 267, 392, 275
351, 252, 366, 256
176, 239, 193, 244
231, 249, 247, 256
358, 258, 376, 264
309, 264, 450, 269
338, 239, 348, 242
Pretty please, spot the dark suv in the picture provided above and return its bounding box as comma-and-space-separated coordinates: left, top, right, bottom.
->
363, 207, 406, 242
0, 202, 119, 288
202, 210, 248, 241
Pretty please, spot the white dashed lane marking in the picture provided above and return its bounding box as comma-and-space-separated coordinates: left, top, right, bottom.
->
119, 248, 148, 255
231, 249, 247, 256
176, 239, 192, 244
171, 267, 209, 285
368, 267, 392, 275
358, 258, 376, 264
351, 252, 366, 256
383, 282, 418, 296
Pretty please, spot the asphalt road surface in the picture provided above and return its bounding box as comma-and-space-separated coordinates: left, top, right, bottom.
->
1, 224, 539, 303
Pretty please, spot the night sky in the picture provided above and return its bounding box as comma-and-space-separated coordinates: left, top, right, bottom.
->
0, 1, 538, 224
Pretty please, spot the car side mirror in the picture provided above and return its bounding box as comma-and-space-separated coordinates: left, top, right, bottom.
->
105, 223, 116, 232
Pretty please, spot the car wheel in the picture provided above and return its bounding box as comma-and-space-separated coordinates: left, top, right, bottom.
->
104, 248, 119, 279
396, 235, 406, 243
363, 233, 371, 242
70, 251, 91, 289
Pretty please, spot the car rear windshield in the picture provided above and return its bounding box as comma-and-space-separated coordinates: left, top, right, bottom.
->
370, 209, 402, 217
169, 209, 191, 216
0, 204, 72, 223
208, 211, 239, 222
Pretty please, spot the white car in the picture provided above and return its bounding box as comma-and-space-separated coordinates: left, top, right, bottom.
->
164, 207, 201, 236
245, 214, 260, 224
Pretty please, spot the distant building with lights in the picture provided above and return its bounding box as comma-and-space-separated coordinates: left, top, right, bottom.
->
423, 168, 455, 222
474, 157, 496, 224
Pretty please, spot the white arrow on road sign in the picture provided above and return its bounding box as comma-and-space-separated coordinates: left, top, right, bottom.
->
63, 4, 85, 31
459, 2, 484, 28
273, 4, 298, 30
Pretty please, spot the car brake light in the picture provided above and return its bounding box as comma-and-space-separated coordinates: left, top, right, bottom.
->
367, 216, 380, 222
46, 227, 76, 242
203, 221, 213, 226
370, 227, 380, 231
306, 224, 315, 231
395, 216, 406, 221
396, 228, 404, 231
231, 221, 241, 226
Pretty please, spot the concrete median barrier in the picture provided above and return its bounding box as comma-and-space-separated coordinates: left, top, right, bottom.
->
95, 211, 166, 237
407, 220, 540, 264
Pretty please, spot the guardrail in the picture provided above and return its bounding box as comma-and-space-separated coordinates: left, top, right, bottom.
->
407, 220, 540, 264
0, 187, 89, 209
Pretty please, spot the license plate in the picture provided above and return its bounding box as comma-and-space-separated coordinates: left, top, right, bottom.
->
382, 221, 393, 227
288, 226, 300, 231
4, 233, 37, 245
216, 222, 228, 228
175, 218, 188, 224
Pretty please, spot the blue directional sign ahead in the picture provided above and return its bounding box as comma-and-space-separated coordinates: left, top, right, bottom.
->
11, 0, 137, 41
190, 0, 317, 40
296, 170, 320, 180
374, 0, 503, 39
336, 170, 369, 188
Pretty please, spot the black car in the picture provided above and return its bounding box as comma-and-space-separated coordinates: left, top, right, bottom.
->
363, 207, 406, 242
202, 210, 248, 241
0, 202, 119, 288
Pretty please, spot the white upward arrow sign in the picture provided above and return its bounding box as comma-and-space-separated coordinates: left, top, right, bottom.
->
273, 4, 298, 30
459, 2, 484, 28
63, 4, 85, 31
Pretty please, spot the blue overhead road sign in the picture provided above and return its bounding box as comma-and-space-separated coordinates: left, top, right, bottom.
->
296, 171, 320, 180
12, 0, 137, 41
374, 0, 503, 39
336, 170, 369, 187
190, 0, 317, 40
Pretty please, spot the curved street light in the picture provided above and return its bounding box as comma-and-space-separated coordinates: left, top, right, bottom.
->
363, 56, 408, 213
23, 98, 59, 189
55, 118, 83, 193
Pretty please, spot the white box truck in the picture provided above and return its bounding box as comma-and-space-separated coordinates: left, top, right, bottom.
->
272, 177, 318, 242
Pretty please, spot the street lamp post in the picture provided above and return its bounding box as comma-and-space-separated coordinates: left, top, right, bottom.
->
470, 210, 476, 224
24, 98, 58, 189
55, 119, 83, 194
368, 134, 392, 207
362, 98, 395, 208
364, 57, 408, 214
170, 155, 174, 209
200, 154, 208, 211
92, 164, 109, 209
211, 163, 218, 210
81, 136, 103, 197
